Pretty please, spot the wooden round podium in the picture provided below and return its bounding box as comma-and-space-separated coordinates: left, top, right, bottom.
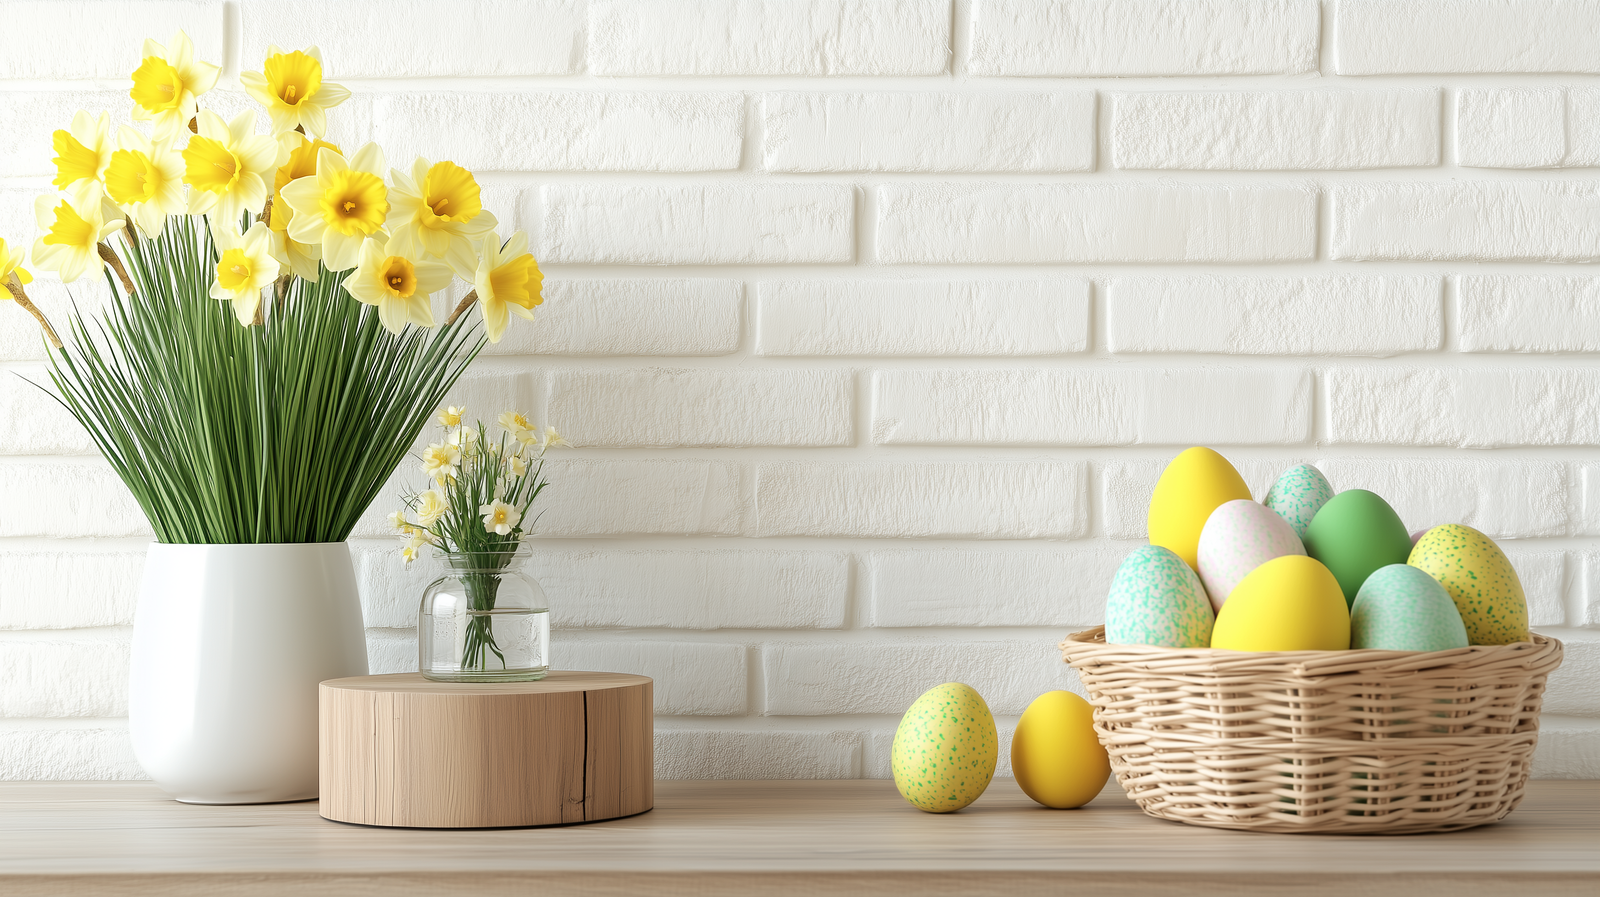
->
319, 671, 653, 828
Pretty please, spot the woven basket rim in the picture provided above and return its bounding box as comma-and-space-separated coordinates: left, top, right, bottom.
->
1062, 626, 1563, 679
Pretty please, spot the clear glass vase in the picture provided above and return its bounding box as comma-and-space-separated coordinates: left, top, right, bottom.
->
418, 548, 549, 682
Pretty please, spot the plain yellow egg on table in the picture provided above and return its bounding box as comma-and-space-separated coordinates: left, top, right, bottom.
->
1011, 691, 1110, 809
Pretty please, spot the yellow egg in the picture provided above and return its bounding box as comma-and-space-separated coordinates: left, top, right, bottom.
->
1011, 691, 1110, 809
1409, 524, 1530, 646
1148, 447, 1252, 571
891, 682, 998, 813
1211, 555, 1351, 651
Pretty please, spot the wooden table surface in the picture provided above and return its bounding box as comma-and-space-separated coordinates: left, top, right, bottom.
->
2, 778, 1596, 896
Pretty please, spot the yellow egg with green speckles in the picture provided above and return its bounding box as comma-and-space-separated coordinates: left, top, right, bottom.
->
1409, 524, 1529, 646
891, 682, 998, 813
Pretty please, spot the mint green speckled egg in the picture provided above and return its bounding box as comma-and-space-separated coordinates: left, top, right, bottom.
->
1350, 564, 1469, 651
1264, 464, 1334, 540
1105, 545, 1214, 648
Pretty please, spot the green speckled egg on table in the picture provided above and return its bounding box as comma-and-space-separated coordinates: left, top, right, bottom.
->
1409, 524, 1529, 646
1104, 544, 1214, 647
1264, 464, 1334, 539
891, 682, 998, 813
1351, 564, 1469, 651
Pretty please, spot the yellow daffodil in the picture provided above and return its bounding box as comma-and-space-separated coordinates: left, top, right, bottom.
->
471, 230, 542, 344
507, 454, 527, 477
182, 110, 282, 224
437, 405, 464, 428
266, 132, 340, 280
541, 426, 570, 449
239, 45, 350, 138
0, 237, 33, 293
341, 234, 449, 335
479, 499, 521, 536
421, 442, 461, 483
32, 186, 126, 283
279, 144, 389, 271
387, 510, 409, 532
104, 127, 184, 237
386, 158, 496, 276
497, 411, 532, 441
416, 489, 449, 526
209, 222, 281, 326
129, 30, 220, 142
50, 111, 112, 198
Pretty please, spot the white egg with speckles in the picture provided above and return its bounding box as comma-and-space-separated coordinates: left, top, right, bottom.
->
1196, 500, 1306, 611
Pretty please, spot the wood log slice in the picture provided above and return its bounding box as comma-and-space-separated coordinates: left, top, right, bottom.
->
319, 671, 652, 828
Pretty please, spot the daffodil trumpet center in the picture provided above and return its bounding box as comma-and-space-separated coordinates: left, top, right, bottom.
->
130, 57, 184, 112
381, 256, 417, 299
215, 248, 256, 292
419, 161, 482, 228
105, 150, 160, 204
489, 253, 540, 309
318, 169, 388, 236
42, 202, 95, 249
264, 50, 322, 108
184, 137, 242, 196
51, 131, 101, 189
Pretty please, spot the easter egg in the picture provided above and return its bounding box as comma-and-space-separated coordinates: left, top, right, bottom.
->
1263, 464, 1334, 539
1350, 564, 1469, 651
1302, 489, 1413, 606
1210, 555, 1350, 652
1148, 447, 1252, 571
1011, 691, 1110, 809
891, 682, 999, 813
1408, 524, 1530, 646
1196, 499, 1306, 611
1104, 545, 1214, 648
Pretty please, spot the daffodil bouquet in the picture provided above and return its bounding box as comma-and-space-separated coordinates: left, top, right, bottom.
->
0, 33, 544, 544
392, 410, 566, 672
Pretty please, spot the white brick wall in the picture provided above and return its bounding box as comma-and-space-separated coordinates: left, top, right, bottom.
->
1112, 90, 1440, 171
1106, 276, 1440, 355
3, 0, 1598, 783
589, 0, 951, 76
970, 0, 1320, 76
877, 184, 1317, 264
763, 92, 1096, 172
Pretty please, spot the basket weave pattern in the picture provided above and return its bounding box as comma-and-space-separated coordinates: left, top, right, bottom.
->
1060, 627, 1564, 834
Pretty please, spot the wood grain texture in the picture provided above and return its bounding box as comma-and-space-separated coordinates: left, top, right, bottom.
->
319, 671, 652, 828
0, 780, 1595, 897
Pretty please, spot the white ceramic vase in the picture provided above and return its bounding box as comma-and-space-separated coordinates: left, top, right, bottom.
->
129, 542, 369, 804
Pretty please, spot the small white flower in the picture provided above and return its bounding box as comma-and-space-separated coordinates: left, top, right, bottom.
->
507, 454, 527, 477
387, 510, 408, 532
480, 499, 521, 536
541, 426, 570, 450
437, 405, 464, 428
416, 489, 449, 526
421, 442, 461, 482
447, 425, 478, 456
400, 531, 428, 565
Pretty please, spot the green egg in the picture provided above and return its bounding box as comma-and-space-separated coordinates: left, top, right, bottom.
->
1350, 564, 1469, 651
1303, 490, 1413, 606
891, 682, 998, 813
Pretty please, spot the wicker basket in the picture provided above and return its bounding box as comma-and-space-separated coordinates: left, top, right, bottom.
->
1060, 627, 1564, 834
